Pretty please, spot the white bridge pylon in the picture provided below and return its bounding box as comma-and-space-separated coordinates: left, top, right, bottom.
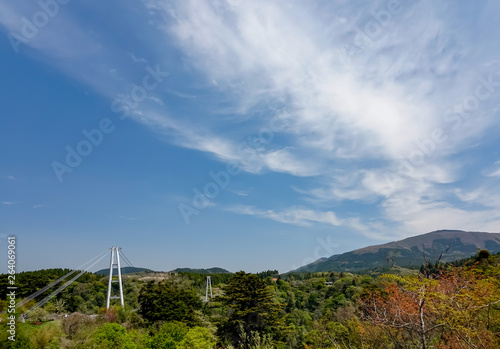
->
0, 246, 135, 318
106, 246, 125, 309
204, 275, 212, 302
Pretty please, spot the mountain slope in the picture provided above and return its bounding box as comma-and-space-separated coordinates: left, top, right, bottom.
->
173, 267, 231, 274
291, 230, 500, 273
95, 266, 152, 276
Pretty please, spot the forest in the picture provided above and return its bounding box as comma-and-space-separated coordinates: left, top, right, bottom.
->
0, 251, 499, 348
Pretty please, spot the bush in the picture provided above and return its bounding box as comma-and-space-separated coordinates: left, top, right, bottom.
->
179, 326, 216, 349
90, 322, 136, 349
28, 307, 49, 323
30, 323, 63, 349
61, 312, 98, 339
150, 321, 188, 349
138, 282, 202, 325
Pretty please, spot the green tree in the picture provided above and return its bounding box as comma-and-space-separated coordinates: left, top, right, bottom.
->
30, 322, 63, 349
215, 271, 284, 348
138, 282, 202, 325
45, 299, 66, 314
90, 322, 136, 349
0, 321, 33, 348
179, 326, 216, 349
150, 321, 188, 349
28, 307, 49, 323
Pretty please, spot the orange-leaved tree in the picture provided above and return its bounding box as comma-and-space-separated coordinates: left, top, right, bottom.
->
360, 264, 500, 349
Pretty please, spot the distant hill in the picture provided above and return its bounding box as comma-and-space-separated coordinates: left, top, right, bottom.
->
290, 230, 500, 273
173, 267, 231, 274
95, 267, 152, 276
95, 266, 231, 276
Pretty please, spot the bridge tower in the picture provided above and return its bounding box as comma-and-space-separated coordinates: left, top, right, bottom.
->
106, 246, 125, 309
204, 275, 212, 302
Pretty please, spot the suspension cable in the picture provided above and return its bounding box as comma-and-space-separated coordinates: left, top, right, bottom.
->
27, 251, 109, 313
119, 250, 141, 275
16, 249, 109, 309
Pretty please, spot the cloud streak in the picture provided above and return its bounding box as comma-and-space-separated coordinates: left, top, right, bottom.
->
157, 0, 500, 235
227, 205, 342, 227
2, 0, 499, 237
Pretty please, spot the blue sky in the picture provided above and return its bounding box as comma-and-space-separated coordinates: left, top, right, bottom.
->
1, 0, 500, 274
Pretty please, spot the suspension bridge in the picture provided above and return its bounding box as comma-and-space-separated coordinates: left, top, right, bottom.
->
3, 247, 141, 317
3, 246, 214, 318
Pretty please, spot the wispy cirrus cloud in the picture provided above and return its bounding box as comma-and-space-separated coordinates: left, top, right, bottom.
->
483, 161, 500, 178
227, 205, 342, 227
226, 204, 399, 241
153, 0, 500, 236
2, 0, 500, 238
128, 52, 148, 63
169, 1, 500, 232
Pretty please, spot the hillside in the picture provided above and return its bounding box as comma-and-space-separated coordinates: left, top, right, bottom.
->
95, 266, 152, 276
95, 266, 231, 276
173, 267, 231, 274
291, 230, 500, 273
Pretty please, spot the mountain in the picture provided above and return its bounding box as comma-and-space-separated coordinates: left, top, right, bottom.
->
95, 267, 152, 276
173, 267, 231, 274
291, 230, 500, 273
95, 266, 231, 276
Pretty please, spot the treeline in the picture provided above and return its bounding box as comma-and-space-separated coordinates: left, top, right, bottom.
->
177, 272, 233, 288
0, 269, 140, 315
0, 269, 82, 299
0, 251, 499, 348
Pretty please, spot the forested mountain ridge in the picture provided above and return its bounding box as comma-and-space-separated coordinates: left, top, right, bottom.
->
95, 267, 152, 276
292, 230, 500, 273
172, 267, 231, 274
1, 251, 499, 348
94, 267, 231, 276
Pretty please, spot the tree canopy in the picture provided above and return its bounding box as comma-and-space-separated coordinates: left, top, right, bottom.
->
138, 281, 202, 325
215, 271, 284, 348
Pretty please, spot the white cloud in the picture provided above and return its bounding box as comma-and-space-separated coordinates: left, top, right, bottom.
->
128, 52, 148, 63
230, 189, 249, 197
227, 205, 342, 227
484, 161, 500, 178
161, 0, 456, 159
2, 0, 499, 239
2, 201, 15, 205
226, 204, 400, 241
488, 168, 500, 177
148, 96, 164, 105
143, 0, 500, 237
261, 149, 322, 176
